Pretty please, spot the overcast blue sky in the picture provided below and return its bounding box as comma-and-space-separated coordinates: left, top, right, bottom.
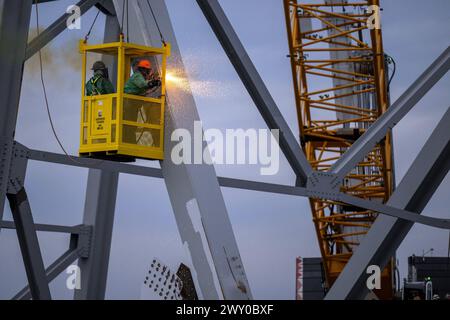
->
0, 0, 449, 299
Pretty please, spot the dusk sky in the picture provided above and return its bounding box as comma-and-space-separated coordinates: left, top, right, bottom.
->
0, 0, 449, 299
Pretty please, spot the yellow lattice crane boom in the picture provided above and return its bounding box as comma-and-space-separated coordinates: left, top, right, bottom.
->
283, 0, 395, 299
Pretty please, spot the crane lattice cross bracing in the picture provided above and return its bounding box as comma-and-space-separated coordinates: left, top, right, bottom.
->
283, 0, 394, 298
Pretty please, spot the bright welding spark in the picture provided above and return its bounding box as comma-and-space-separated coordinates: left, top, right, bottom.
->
165, 71, 183, 85
165, 69, 228, 98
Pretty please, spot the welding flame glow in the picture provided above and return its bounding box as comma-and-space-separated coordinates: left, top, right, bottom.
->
165, 71, 183, 85
165, 69, 227, 98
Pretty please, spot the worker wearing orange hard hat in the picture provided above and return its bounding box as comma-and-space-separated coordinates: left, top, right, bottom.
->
123, 59, 162, 146
124, 59, 161, 96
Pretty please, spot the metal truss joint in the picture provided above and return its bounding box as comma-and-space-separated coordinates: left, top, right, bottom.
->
77, 225, 93, 258
0, 136, 13, 191
306, 171, 341, 200
7, 142, 29, 194
13, 141, 31, 160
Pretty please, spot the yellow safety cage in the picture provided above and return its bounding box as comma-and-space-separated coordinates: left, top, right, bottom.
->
79, 36, 170, 161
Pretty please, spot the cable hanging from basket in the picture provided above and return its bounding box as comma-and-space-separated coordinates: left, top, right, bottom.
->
146, 0, 166, 45
126, 0, 130, 42
118, 0, 131, 42
34, 0, 100, 166
84, 9, 100, 42
120, 0, 125, 40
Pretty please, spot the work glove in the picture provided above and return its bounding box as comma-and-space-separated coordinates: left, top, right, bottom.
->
148, 79, 162, 88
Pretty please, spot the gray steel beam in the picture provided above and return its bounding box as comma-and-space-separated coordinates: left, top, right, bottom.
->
14, 237, 80, 300
27, 146, 164, 178
0, 220, 84, 234
74, 169, 118, 300
331, 46, 450, 181
74, 9, 120, 300
21, 144, 450, 228
218, 177, 307, 197
0, 0, 33, 230
338, 193, 450, 230
196, 0, 313, 186
95, 0, 116, 16
5, 140, 52, 299
7, 188, 51, 300
26, 144, 307, 197
326, 107, 450, 300
25, 0, 101, 60
114, 0, 252, 299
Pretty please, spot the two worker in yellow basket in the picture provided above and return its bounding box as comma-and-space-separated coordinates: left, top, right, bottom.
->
86, 59, 161, 147
86, 59, 161, 96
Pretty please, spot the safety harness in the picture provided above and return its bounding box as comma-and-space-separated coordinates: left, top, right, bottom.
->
89, 75, 102, 95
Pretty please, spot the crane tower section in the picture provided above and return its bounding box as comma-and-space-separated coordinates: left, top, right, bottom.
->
283, 0, 395, 298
